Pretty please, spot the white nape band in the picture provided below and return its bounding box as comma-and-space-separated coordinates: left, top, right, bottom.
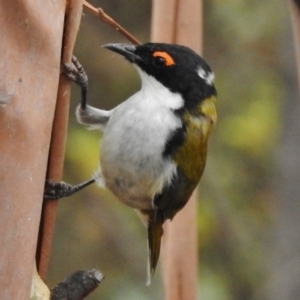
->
197, 68, 215, 85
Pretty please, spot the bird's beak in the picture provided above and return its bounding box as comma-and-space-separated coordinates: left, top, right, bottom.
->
103, 43, 142, 63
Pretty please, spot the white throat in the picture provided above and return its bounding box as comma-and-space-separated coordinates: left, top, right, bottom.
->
135, 66, 184, 110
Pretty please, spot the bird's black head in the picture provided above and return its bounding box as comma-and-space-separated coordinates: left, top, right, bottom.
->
104, 43, 216, 110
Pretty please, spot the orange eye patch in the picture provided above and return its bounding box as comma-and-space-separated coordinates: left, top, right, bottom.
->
153, 51, 175, 66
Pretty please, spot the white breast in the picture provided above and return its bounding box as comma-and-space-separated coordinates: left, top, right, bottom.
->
100, 69, 184, 210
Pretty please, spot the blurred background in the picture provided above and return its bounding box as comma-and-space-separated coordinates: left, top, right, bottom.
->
47, 0, 300, 299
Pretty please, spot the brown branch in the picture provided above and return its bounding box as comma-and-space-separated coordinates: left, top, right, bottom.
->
37, 0, 84, 280
83, 0, 141, 45
51, 269, 104, 300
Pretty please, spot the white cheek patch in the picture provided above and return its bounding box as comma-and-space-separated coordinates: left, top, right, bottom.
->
197, 68, 215, 85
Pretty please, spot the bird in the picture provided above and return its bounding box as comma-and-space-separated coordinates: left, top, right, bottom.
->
45, 42, 217, 284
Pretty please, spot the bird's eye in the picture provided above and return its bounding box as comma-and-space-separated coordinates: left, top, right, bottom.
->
152, 51, 175, 67
153, 56, 166, 68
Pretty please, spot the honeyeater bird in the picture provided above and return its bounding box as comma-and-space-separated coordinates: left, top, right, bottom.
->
45, 43, 217, 284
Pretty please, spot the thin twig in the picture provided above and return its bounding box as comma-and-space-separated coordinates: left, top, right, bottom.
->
83, 0, 141, 45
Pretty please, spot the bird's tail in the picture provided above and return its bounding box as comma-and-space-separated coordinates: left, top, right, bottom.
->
147, 212, 164, 285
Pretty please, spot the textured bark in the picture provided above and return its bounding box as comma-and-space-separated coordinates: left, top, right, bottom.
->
51, 269, 104, 300
0, 0, 65, 299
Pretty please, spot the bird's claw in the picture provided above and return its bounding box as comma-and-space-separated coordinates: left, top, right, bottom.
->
62, 56, 88, 88
44, 179, 73, 200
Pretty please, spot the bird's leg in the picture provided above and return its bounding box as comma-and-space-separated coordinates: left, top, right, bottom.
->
44, 57, 92, 201
62, 56, 88, 110
44, 178, 96, 200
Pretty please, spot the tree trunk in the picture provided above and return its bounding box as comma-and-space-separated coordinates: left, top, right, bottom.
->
0, 1, 65, 298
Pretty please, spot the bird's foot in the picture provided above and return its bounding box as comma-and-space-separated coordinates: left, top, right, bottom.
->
44, 180, 76, 200
44, 178, 96, 200
62, 56, 88, 89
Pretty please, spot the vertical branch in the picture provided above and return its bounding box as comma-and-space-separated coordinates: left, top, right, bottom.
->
151, 1, 203, 300
36, 0, 84, 280
0, 1, 66, 298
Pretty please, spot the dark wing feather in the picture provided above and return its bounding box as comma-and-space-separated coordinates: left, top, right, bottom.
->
146, 211, 164, 285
